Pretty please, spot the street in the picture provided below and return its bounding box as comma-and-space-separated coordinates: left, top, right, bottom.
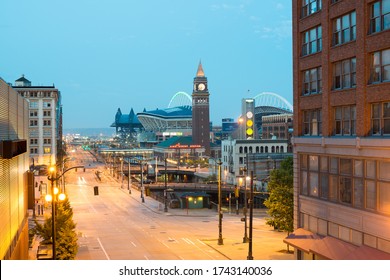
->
64, 147, 293, 260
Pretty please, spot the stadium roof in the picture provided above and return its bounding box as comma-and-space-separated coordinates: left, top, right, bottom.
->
137, 105, 192, 119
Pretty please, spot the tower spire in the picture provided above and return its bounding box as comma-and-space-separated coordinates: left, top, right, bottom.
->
196, 60, 205, 77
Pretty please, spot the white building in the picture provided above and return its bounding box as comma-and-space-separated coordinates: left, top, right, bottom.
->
221, 138, 291, 187
13, 76, 62, 167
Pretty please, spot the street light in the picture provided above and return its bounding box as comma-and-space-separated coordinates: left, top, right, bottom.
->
140, 161, 145, 203
243, 167, 249, 243
120, 157, 124, 189
164, 157, 168, 212
127, 157, 131, 194
217, 159, 223, 245
247, 170, 254, 260
46, 164, 84, 260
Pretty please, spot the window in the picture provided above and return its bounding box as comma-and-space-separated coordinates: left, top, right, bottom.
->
303, 67, 322, 95
44, 147, 51, 154
371, 102, 390, 135
43, 130, 51, 136
300, 155, 390, 214
302, 0, 322, 18
302, 26, 322, 56
370, 48, 390, 83
370, 0, 390, 33
30, 120, 38, 127
303, 109, 322, 136
334, 105, 356, 136
43, 110, 51, 117
333, 58, 356, 89
30, 138, 38, 145
333, 11, 356, 46
29, 101, 38, 109
29, 110, 38, 117
43, 139, 51, 145
43, 120, 51, 126
43, 101, 51, 108
30, 148, 38, 154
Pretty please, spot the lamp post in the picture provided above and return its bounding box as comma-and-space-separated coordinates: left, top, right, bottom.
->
155, 156, 158, 184
120, 157, 124, 188
48, 167, 57, 260
46, 165, 79, 260
247, 170, 254, 260
217, 159, 223, 245
127, 157, 131, 194
140, 161, 145, 203
242, 169, 249, 243
164, 157, 168, 212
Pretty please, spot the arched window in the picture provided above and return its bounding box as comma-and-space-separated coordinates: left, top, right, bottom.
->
272, 146, 275, 153
276, 146, 280, 153
265, 146, 269, 153
281, 146, 284, 153
244, 147, 248, 154
261, 146, 264, 153
256, 146, 259, 153
239, 147, 243, 153
249, 146, 253, 153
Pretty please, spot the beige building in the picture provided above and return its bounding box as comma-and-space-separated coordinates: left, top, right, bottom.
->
0, 78, 30, 259
13, 76, 62, 167
288, 0, 390, 259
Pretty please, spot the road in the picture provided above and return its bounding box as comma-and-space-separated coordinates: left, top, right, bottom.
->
63, 147, 292, 260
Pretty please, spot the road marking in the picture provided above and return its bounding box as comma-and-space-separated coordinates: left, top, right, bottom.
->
182, 238, 195, 245
144, 255, 149, 260
131, 242, 137, 247
97, 237, 110, 260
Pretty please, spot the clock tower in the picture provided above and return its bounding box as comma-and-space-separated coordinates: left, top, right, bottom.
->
192, 61, 210, 156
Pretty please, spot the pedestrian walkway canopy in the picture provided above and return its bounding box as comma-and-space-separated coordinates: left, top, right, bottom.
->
284, 228, 390, 260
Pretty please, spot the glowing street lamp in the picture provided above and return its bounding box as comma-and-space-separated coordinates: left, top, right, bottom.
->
47, 164, 83, 260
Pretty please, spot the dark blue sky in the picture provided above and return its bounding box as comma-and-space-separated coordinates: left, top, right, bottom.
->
1, 0, 292, 128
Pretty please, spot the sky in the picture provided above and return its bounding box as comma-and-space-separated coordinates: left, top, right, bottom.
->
1, 0, 292, 129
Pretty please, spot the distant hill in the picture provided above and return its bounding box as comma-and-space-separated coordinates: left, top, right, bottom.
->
63, 128, 116, 137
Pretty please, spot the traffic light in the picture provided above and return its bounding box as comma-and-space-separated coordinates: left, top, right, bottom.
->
246, 111, 254, 139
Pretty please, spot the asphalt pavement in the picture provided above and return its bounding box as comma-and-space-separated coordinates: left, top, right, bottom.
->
28, 169, 294, 261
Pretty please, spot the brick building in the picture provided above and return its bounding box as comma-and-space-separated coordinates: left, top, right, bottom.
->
287, 0, 390, 259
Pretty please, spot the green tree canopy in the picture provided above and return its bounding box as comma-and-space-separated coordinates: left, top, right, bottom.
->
34, 198, 78, 260
264, 157, 294, 234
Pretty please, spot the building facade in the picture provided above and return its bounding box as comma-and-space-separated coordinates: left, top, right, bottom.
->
262, 113, 293, 141
13, 76, 62, 167
221, 138, 291, 186
0, 78, 30, 259
192, 62, 211, 156
289, 0, 390, 259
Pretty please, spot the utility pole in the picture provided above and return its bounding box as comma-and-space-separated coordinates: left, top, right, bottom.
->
128, 157, 131, 194
247, 170, 254, 260
217, 159, 223, 245
140, 161, 145, 203
164, 157, 168, 212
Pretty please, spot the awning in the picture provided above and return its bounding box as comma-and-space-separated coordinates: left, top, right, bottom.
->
283, 228, 324, 253
310, 236, 357, 259
284, 228, 390, 260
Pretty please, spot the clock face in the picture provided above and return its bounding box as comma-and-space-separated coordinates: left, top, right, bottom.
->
198, 83, 206, 91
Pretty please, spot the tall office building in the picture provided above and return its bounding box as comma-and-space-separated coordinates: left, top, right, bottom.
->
0, 78, 29, 259
13, 76, 62, 167
288, 0, 390, 259
192, 62, 211, 155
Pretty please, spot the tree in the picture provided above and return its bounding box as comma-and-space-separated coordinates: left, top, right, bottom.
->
33, 198, 78, 260
264, 157, 294, 250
